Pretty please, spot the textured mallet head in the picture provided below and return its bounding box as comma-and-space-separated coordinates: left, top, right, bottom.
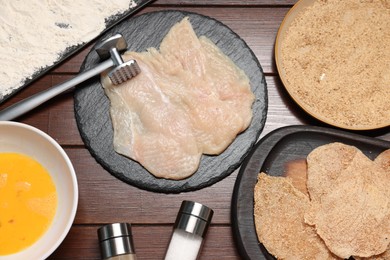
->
108, 60, 141, 85
94, 33, 141, 85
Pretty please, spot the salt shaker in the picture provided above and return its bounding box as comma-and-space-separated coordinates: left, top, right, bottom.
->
164, 200, 214, 260
98, 223, 137, 260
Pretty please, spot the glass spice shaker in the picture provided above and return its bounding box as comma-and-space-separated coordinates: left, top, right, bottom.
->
164, 200, 214, 260
98, 223, 137, 260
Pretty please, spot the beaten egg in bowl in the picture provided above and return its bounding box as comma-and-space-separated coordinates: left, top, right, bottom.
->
0, 121, 78, 260
0, 153, 58, 255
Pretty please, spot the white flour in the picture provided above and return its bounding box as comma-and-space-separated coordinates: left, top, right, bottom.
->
0, 0, 137, 99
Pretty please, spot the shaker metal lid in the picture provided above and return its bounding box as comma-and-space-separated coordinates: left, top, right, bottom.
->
98, 223, 136, 259
179, 200, 214, 222
174, 201, 214, 237
98, 223, 133, 241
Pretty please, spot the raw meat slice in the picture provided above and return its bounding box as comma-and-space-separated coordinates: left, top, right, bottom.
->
375, 149, 390, 172
102, 55, 201, 179
101, 17, 254, 179
158, 18, 254, 154
355, 149, 390, 260
305, 144, 390, 259
254, 173, 338, 260
306, 142, 358, 202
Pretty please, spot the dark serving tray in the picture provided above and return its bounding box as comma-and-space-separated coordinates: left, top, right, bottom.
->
74, 10, 268, 193
231, 125, 390, 260
0, 0, 153, 104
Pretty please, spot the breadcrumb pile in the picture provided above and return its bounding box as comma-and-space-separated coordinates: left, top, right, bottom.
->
281, 0, 390, 129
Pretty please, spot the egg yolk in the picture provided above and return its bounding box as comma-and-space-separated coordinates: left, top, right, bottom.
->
0, 153, 58, 255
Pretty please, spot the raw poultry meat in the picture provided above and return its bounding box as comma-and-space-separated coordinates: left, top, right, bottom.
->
101, 17, 255, 180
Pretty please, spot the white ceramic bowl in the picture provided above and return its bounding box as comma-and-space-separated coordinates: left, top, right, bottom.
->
0, 121, 78, 260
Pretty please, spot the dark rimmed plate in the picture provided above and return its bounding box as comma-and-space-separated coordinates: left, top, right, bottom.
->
0, 0, 154, 104
74, 10, 268, 193
231, 125, 390, 260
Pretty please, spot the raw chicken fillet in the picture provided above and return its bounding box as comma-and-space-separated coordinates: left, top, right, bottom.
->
101, 17, 255, 180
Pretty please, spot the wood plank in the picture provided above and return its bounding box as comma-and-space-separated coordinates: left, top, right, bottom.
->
51, 46, 93, 74
51, 7, 291, 75
48, 225, 239, 259
47, 76, 297, 144
4, 3, 387, 260
44, 74, 390, 143
2, 73, 388, 143
5, 74, 386, 144
0, 76, 52, 130
66, 147, 237, 224
153, 0, 297, 6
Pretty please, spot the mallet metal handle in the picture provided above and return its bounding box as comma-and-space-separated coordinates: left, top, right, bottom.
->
0, 59, 114, 121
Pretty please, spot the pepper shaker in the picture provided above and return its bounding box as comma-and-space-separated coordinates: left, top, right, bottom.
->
98, 223, 137, 260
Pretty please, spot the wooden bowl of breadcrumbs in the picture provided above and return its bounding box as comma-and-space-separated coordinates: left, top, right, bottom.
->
275, 0, 390, 130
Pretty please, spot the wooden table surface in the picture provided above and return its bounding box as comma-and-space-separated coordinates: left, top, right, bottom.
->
1, 1, 389, 259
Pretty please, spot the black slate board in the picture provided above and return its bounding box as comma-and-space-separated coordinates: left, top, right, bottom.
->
74, 10, 268, 193
0, 0, 154, 104
231, 125, 390, 260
